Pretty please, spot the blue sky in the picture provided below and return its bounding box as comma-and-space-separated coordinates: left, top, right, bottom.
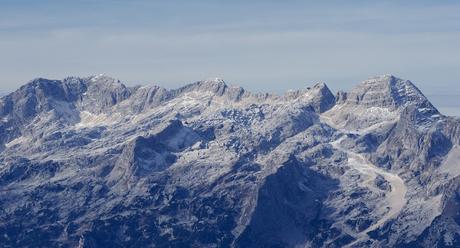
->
0, 0, 459, 100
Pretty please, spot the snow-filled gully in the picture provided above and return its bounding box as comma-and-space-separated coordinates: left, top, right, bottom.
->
331, 136, 407, 245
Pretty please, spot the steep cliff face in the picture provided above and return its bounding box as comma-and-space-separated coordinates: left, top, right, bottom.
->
0, 75, 460, 247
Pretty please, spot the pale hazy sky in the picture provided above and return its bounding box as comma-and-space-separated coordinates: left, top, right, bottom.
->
0, 0, 459, 98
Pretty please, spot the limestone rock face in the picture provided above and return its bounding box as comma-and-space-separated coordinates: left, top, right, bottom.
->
0, 75, 459, 247
323, 75, 440, 131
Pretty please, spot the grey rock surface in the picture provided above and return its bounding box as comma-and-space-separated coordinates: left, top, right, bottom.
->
0, 74, 459, 247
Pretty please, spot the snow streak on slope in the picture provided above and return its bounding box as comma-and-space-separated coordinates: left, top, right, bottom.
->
330, 134, 407, 245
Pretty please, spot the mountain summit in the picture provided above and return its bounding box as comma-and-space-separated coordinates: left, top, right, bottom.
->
323, 75, 440, 131
0, 75, 459, 247
339, 74, 434, 109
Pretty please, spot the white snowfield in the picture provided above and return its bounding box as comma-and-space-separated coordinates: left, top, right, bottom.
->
75, 111, 120, 129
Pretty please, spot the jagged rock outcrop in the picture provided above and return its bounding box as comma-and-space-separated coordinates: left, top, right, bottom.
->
1, 75, 460, 247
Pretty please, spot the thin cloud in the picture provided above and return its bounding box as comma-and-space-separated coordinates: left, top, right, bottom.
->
0, 1, 459, 95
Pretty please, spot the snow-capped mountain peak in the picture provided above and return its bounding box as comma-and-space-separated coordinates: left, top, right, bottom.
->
321, 75, 440, 132
346, 74, 430, 109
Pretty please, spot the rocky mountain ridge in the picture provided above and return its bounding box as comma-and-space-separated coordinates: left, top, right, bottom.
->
0, 75, 460, 247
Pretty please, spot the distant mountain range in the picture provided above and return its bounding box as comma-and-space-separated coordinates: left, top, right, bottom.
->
1, 75, 460, 247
